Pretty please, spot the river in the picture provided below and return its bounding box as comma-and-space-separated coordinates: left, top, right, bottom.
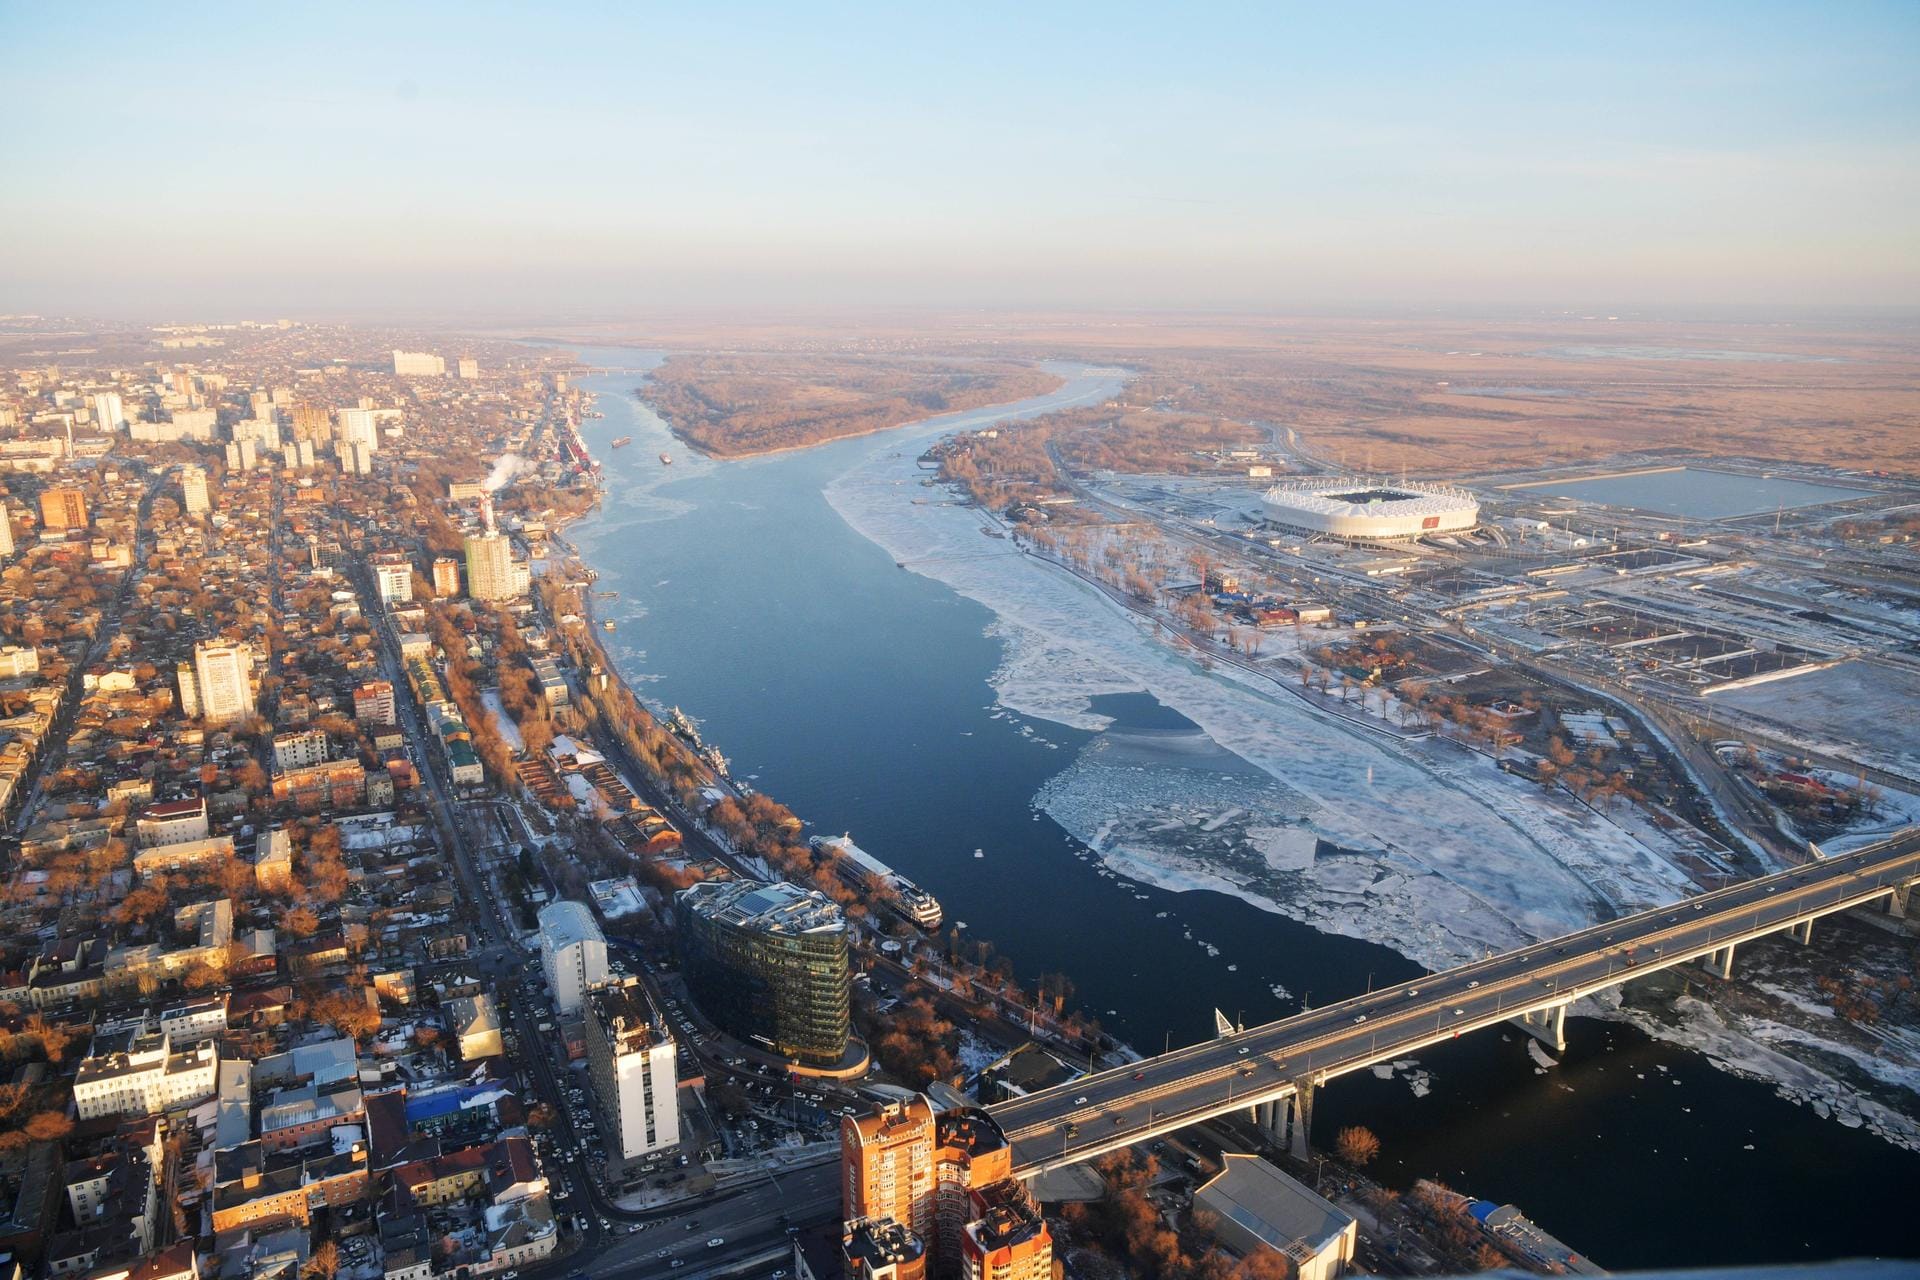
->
558, 345, 1918, 1269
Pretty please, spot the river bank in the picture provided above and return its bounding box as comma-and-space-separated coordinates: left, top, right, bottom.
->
547, 342, 1920, 1269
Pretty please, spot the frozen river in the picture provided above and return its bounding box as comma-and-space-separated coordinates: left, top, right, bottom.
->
560, 345, 1918, 1269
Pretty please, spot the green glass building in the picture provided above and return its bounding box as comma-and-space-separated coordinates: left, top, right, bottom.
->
676, 878, 850, 1065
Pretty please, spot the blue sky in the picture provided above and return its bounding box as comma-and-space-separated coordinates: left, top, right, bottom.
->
2, 2, 1916, 316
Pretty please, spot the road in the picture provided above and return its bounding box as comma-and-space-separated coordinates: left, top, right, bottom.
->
345, 556, 828, 1280
989, 827, 1920, 1175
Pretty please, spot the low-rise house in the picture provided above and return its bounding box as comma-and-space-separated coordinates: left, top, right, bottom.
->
134, 798, 208, 848
131, 836, 233, 880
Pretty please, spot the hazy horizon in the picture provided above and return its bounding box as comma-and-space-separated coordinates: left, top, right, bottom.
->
4, 2, 1917, 318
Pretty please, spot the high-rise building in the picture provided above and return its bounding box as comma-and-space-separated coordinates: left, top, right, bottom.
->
958, 1183, 1050, 1280
169, 408, 217, 440
457, 357, 480, 380
677, 879, 850, 1065
92, 391, 126, 432
347, 441, 373, 476
371, 552, 413, 605
40, 487, 88, 531
463, 529, 516, 603
392, 350, 445, 377
295, 440, 316, 470
934, 1111, 1013, 1274
224, 439, 258, 472
843, 1099, 936, 1246
431, 556, 461, 598
0, 509, 14, 558
337, 408, 377, 451
537, 899, 608, 1016
180, 466, 210, 516
233, 416, 282, 450
188, 640, 255, 724
290, 403, 331, 442
583, 979, 680, 1162
845, 1219, 929, 1280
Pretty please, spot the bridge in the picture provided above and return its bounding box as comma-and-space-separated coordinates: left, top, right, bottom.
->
987, 829, 1920, 1177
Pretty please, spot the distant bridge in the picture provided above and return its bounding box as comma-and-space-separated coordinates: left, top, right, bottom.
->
988, 829, 1920, 1176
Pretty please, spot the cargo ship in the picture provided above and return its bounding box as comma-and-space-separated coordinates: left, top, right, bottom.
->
611, 436, 632, 448
811, 834, 943, 930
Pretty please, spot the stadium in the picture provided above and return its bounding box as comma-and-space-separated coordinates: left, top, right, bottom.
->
1260, 478, 1480, 543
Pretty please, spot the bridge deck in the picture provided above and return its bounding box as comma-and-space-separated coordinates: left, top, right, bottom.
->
990, 829, 1920, 1175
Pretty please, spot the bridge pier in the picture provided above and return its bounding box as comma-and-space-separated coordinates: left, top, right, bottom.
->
1508, 1002, 1568, 1053
1253, 1086, 1314, 1158
1889, 883, 1911, 919
1288, 1083, 1314, 1160
1790, 917, 1814, 945
1704, 943, 1736, 980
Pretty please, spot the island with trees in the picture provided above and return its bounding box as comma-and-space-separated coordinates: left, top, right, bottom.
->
635, 352, 1064, 458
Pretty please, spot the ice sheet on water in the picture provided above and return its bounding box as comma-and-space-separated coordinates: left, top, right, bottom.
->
817, 391, 1908, 1141
826, 434, 1698, 971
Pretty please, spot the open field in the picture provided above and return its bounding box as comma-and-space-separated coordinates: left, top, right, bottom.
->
539, 311, 1920, 476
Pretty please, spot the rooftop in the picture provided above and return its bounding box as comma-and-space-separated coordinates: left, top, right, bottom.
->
1195, 1154, 1354, 1256
681, 877, 845, 936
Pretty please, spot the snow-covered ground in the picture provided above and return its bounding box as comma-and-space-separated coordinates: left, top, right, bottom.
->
481, 688, 524, 752
827, 434, 1698, 974
824, 415, 1920, 1147
1715, 659, 1920, 783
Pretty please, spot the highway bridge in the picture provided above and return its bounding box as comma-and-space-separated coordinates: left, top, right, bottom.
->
988, 828, 1920, 1177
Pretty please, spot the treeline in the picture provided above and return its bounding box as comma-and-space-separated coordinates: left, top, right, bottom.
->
637, 354, 1063, 458
1061, 1151, 1288, 1280
936, 405, 1260, 514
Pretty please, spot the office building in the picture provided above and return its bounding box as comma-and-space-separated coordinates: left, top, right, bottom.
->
92, 391, 126, 431
372, 552, 413, 605
845, 1219, 928, 1280
184, 640, 255, 724
457, 357, 480, 380
180, 466, 210, 515
463, 529, 516, 602
958, 1183, 1050, 1280
678, 879, 850, 1065
392, 350, 445, 377
39, 486, 88, 531
537, 899, 608, 1016
583, 980, 680, 1161
841, 1098, 935, 1245
431, 556, 461, 597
